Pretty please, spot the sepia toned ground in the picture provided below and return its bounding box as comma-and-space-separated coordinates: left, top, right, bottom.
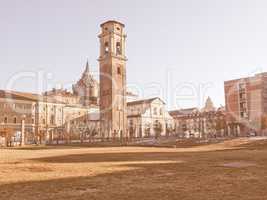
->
1, 138, 267, 200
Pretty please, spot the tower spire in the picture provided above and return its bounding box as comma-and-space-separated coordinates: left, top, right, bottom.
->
85, 59, 89, 73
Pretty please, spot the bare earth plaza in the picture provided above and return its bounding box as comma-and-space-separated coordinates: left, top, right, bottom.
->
2, 2, 267, 199
1, 138, 267, 200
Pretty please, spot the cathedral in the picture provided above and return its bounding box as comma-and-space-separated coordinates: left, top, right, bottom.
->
0, 20, 175, 146
72, 61, 99, 106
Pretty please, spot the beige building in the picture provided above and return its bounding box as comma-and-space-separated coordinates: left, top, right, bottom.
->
0, 90, 67, 146
170, 98, 227, 138
0, 90, 100, 146
64, 97, 175, 140
127, 97, 174, 138
0, 61, 100, 146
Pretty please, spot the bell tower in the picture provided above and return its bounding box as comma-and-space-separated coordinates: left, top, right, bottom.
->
98, 20, 127, 139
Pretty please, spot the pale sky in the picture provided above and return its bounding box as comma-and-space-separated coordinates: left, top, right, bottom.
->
1, 0, 267, 110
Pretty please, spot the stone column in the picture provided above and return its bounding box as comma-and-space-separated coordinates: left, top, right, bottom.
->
45, 127, 49, 144
66, 121, 70, 144
237, 125, 241, 136
221, 129, 224, 137
21, 118, 25, 146
49, 130, 54, 144
140, 124, 144, 138
227, 125, 231, 137
5, 129, 9, 147
203, 119, 207, 138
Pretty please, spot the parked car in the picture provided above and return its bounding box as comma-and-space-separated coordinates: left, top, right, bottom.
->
248, 131, 256, 137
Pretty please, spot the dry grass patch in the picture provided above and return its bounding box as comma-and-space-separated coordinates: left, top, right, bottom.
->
0, 138, 267, 200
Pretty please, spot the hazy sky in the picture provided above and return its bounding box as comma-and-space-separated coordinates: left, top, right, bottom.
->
1, 0, 267, 110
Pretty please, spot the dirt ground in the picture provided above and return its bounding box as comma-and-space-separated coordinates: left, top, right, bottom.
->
1, 138, 267, 200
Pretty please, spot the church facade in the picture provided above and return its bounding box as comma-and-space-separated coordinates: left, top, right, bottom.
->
127, 97, 174, 138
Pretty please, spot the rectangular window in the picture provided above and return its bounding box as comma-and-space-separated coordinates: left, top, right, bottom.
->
50, 115, 55, 125
104, 42, 109, 54
160, 108, 163, 115
116, 42, 122, 55
240, 102, 247, 109
239, 93, 246, 100
153, 108, 158, 115
239, 83, 245, 90
240, 112, 248, 118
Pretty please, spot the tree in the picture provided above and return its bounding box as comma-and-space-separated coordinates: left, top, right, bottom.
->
154, 121, 162, 139
261, 115, 267, 130
144, 124, 151, 138
0, 128, 13, 147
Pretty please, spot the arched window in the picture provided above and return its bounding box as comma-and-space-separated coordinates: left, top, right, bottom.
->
117, 66, 121, 75
104, 42, 109, 54
4, 117, 8, 124
13, 117, 17, 124
116, 42, 121, 55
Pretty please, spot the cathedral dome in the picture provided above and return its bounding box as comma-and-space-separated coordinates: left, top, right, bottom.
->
72, 61, 99, 105
202, 96, 216, 112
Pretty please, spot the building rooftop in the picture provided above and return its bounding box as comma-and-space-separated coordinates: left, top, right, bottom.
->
0, 90, 65, 104
224, 72, 267, 85
169, 108, 199, 116
127, 97, 165, 106
43, 88, 75, 97
100, 20, 125, 28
